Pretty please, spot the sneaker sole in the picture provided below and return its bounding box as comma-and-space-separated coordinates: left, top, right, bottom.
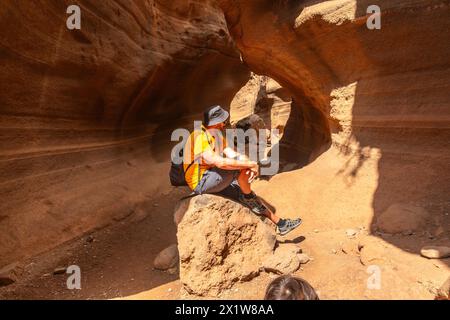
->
278, 220, 302, 236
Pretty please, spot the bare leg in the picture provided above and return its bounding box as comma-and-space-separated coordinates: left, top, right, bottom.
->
237, 169, 281, 224
263, 207, 281, 225
237, 169, 252, 194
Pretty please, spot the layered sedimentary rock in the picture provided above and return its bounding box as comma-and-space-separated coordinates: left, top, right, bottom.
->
219, 0, 450, 254
0, 0, 249, 267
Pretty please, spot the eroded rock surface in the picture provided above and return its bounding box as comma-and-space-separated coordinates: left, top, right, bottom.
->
177, 194, 302, 296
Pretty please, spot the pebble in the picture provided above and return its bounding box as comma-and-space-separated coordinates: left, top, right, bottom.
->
346, 229, 358, 237
420, 246, 450, 259
331, 249, 337, 254
298, 253, 310, 264
53, 267, 67, 275
313, 229, 319, 233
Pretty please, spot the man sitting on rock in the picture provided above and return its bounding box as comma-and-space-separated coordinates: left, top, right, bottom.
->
183, 105, 302, 236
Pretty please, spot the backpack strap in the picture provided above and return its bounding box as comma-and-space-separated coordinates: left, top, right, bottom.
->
183, 127, 213, 175
183, 127, 216, 194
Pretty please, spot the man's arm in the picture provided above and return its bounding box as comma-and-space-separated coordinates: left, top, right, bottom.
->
201, 149, 257, 171
224, 147, 255, 164
223, 147, 248, 160
223, 147, 239, 159
222, 147, 258, 181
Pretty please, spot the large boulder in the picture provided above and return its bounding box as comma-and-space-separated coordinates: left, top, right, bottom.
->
375, 203, 429, 234
176, 194, 302, 296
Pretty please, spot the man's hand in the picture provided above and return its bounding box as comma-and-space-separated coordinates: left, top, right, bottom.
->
247, 162, 259, 183
248, 170, 257, 183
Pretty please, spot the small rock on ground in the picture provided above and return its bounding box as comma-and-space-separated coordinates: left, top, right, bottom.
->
154, 244, 179, 270
420, 246, 450, 259
53, 267, 67, 275
346, 229, 358, 237
298, 253, 310, 264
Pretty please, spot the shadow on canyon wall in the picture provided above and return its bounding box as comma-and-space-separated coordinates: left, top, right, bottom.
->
140, 53, 250, 162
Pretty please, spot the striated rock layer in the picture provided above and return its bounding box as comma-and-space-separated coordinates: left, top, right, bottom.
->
219, 0, 450, 256
0, 0, 249, 267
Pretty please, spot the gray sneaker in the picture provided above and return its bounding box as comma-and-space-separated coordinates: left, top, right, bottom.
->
239, 192, 267, 215
277, 218, 302, 236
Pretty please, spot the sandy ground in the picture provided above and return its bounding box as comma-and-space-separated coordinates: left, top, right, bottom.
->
0, 148, 448, 300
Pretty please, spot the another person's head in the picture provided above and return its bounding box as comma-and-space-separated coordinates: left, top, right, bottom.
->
203, 105, 229, 130
264, 275, 319, 300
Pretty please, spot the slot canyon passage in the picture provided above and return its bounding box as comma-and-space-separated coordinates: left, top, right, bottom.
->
0, 0, 449, 299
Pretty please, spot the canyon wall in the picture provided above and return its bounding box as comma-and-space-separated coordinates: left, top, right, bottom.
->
219, 0, 450, 255
1, 0, 449, 270
0, 0, 249, 268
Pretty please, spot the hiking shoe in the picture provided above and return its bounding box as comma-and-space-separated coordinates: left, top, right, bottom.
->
239, 192, 267, 215
277, 218, 302, 236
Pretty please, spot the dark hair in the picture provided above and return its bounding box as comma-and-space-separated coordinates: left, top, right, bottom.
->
264, 275, 319, 300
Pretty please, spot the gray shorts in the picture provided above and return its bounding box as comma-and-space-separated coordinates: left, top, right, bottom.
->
194, 167, 241, 199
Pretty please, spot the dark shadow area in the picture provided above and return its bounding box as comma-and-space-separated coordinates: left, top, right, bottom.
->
209, 187, 278, 216
258, 196, 277, 214
257, 97, 331, 181
144, 53, 250, 162
275, 99, 331, 174
278, 236, 306, 245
